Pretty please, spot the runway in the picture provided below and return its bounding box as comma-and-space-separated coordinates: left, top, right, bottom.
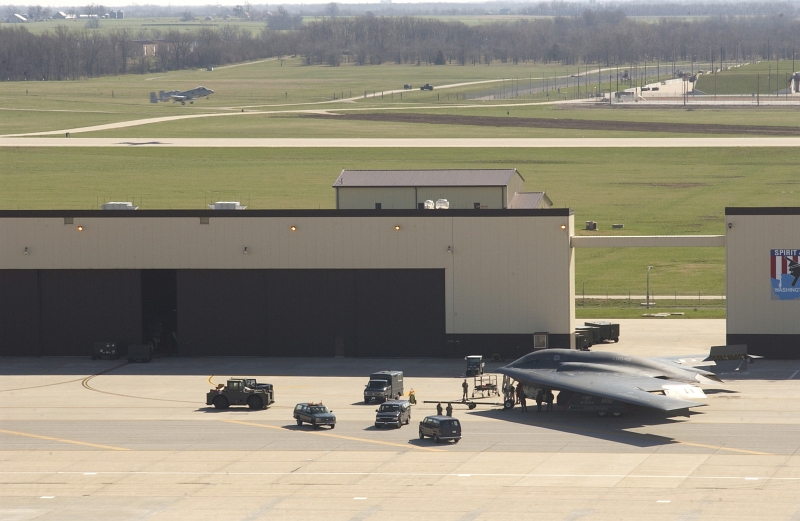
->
4, 137, 800, 147
3, 320, 800, 520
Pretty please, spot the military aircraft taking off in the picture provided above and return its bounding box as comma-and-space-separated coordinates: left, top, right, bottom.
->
150, 87, 214, 105
496, 348, 727, 415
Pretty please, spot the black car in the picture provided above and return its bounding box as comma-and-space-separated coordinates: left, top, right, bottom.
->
419, 415, 461, 443
375, 400, 411, 428
293, 403, 336, 429
420, 84, 434, 91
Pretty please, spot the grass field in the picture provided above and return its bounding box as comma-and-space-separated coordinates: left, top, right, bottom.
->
10, 17, 269, 36
694, 59, 799, 95
575, 299, 726, 319
3, 56, 800, 138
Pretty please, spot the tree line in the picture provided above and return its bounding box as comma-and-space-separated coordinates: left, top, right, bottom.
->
4, 12, 800, 81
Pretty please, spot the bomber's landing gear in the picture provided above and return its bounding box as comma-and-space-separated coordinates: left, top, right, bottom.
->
503, 399, 515, 411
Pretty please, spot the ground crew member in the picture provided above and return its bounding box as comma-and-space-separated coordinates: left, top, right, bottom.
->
436, 402, 443, 415
515, 382, 524, 404
545, 390, 554, 412
520, 391, 527, 412
462, 379, 469, 401
536, 389, 544, 413
446, 402, 453, 416
409, 388, 416, 405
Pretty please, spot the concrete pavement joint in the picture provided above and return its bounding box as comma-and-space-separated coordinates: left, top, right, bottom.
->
223, 419, 445, 452
3, 470, 795, 480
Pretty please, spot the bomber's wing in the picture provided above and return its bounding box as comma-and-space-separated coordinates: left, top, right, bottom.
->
653, 354, 714, 367
496, 367, 704, 411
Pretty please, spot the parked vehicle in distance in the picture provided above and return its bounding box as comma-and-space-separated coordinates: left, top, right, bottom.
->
375, 399, 411, 428
419, 415, 461, 443
403, 84, 412, 90
207, 377, 275, 410
420, 84, 434, 90
465, 355, 484, 376
294, 402, 336, 429
364, 371, 404, 403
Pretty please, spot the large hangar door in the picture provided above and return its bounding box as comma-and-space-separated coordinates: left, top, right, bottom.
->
39, 270, 141, 356
265, 270, 357, 357
177, 270, 269, 356
175, 269, 444, 357
0, 270, 40, 356
356, 270, 445, 357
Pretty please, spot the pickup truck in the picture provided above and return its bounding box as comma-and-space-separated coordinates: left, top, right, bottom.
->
420, 84, 434, 91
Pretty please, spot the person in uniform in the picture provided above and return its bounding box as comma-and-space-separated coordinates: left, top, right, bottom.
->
409, 388, 416, 405
462, 379, 469, 401
446, 402, 453, 416
536, 389, 544, 413
520, 391, 528, 412
436, 402, 443, 415
545, 390, 554, 412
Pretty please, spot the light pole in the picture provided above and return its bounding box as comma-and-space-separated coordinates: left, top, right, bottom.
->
646, 266, 653, 309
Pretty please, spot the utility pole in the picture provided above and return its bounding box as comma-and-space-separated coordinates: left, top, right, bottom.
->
646, 266, 653, 309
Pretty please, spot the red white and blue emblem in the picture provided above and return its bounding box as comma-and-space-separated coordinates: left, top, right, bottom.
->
771, 249, 800, 300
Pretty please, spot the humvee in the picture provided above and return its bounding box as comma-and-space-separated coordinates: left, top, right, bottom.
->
207, 378, 275, 410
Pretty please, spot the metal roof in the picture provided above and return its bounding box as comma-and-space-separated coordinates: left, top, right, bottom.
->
508, 192, 551, 209
333, 169, 522, 188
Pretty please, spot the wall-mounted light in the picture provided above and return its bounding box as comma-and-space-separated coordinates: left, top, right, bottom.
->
560, 224, 566, 230
77, 225, 84, 232
446, 246, 452, 255
394, 225, 401, 231
243, 247, 248, 255
290, 225, 297, 231
728, 222, 732, 229
23, 247, 29, 255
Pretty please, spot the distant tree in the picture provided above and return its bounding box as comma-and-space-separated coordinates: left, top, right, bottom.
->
326, 2, 339, 18
85, 18, 100, 29
182, 10, 194, 22
266, 6, 302, 30
433, 49, 445, 65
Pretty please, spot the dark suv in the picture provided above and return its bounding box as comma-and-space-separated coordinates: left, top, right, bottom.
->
375, 400, 411, 428
293, 403, 336, 429
419, 415, 461, 443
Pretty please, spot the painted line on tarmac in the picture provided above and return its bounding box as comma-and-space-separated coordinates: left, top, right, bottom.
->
0, 428, 129, 451
674, 441, 771, 456
223, 419, 445, 452
82, 366, 200, 404
1, 362, 129, 393
2, 470, 791, 482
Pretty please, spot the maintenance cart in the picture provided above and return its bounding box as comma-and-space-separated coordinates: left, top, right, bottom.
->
472, 374, 500, 398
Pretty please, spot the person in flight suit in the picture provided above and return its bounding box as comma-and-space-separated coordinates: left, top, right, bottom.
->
436, 402, 443, 415
446, 402, 453, 416
462, 379, 469, 401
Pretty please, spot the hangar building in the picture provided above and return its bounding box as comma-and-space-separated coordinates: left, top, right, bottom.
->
333, 169, 551, 210
726, 207, 800, 358
0, 208, 574, 358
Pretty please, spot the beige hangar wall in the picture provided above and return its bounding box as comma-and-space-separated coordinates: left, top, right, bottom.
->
0, 210, 575, 338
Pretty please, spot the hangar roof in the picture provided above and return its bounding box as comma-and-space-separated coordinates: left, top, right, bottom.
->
333, 169, 523, 188
509, 192, 552, 209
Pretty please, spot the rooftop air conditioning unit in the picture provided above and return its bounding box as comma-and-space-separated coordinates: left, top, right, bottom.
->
208, 201, 246, 210
423, 199, 435, 210
101, 202, 138, 210
434, 199, 449, 210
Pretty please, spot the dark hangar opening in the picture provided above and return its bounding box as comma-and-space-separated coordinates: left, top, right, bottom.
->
177, 269, 446, 357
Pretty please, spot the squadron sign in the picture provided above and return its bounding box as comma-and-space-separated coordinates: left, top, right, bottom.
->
770, 249, 800, 300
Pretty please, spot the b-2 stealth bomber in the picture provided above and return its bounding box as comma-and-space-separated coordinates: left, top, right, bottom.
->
496, 348, 725, 415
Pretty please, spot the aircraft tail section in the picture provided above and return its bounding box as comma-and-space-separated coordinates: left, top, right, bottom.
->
149, 92, 158, 103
